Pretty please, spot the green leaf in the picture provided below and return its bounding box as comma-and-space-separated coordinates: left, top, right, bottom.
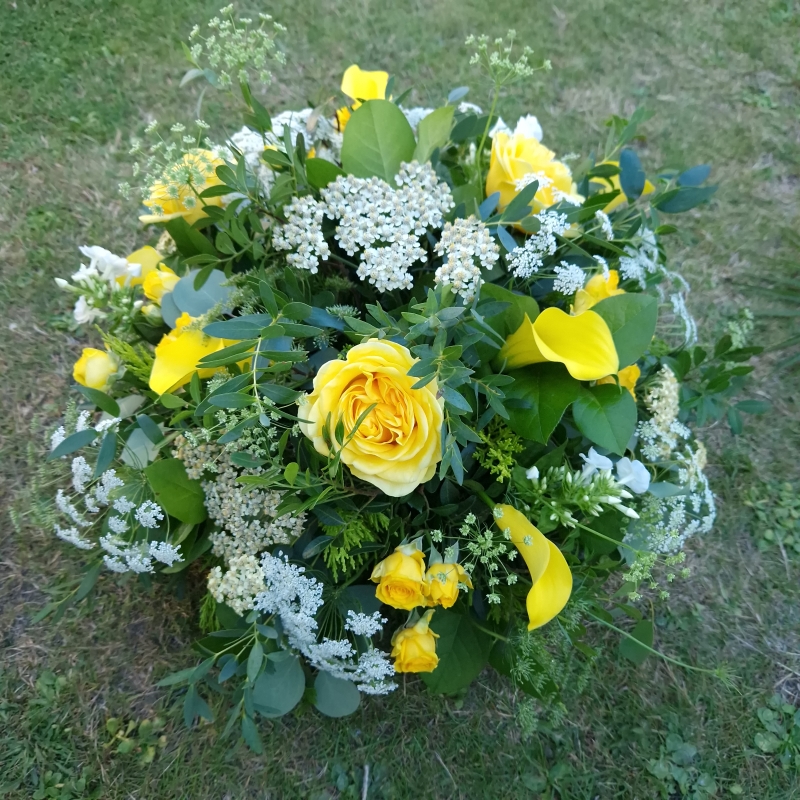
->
619, 619, 654, 665
479, 283, 539, 337
413, 105, 454, 162
618, 148, 645, 200
169, 269, 233, 323
183, 685, 213, 727
247, 641, 264, 684
258, 384, 301, 404
144, 458, 207, 524
340, 99, 416, 184
251, 654, 305, 717
93, 432, 117, 477
572, 385, 637, 455
47, 429, 97, 460
504, 364, 581, 443
241, 715, 263, 754
421, 608, 493, 695
120, 428, 160, 468
306, 157, 346, 189
76, 385, 120, 416
281, 302, 313, 320
655, 185, 717, 213
164, 217, 217, 257
501, 179, 539, 222
736, 399, 770, 414
592, 293, 658, 368
208, 392, 255, 409
313, 671, 361, 718
136, 414, 163, 444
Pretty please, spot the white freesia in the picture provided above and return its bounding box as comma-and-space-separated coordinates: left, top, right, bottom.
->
580, 447, 613, 482
514, 113, 543, 141
615, 457, 651, 494
73, 295, 104, 324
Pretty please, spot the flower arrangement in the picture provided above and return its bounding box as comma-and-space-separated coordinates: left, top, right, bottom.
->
41, 8, 762, 749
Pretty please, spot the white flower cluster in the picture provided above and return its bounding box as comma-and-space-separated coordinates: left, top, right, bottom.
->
434, 215, 500, 300
274, 161, 453, 292
506, 211, 570, 278
272, 195, 330, 273
207, 553, 265, 614
595, 209, 613, 240
637, 366, 690, 461
55, 245, 142, 325
552, 261, 586, 295
175, 436, 306, 612
618, 228, 659, 288
254, 553, 396, 695
99, 534, 182, 574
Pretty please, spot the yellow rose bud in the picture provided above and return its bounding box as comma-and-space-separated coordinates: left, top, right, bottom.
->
598, 363, 641, 401
149, 312, 230, 395
572, 270, 625, 315
486, 131, 582, 213
143, 266, 180, 303
73, 348, 120, 392
590, 161, 656, 213
498, 308, 619, 381
371, 545, 429, 610
299, 340, 444, 497
139, 150, 226, 225
390, 609, 439, 673
494, 505, 572, 630
425, 562, 473, 609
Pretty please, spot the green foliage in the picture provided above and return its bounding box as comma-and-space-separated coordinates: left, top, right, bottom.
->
572, 384, 637, 455
101, 331, 154, 382
322, 511, 388, 580
475, 417, 524, 481
752, 694, 800, 769
646, 727, 718, 799
104, 716, 167, 764
744, 481, 800, 558
144, 458, 207, 524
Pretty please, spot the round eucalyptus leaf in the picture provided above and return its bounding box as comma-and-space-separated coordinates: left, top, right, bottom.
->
171, 269, 233, 320
313, 671, 361, 718
252, 654, 305, 718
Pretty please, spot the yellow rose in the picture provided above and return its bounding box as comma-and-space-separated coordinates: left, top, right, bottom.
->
143, 266, 180, 303
371, 545, 429, 610
598, 363, 641, 401
336, 64, 389, 130
498, 308, 619, 381
124, 245, 165, 287
425, 562, 473, 609
390, 609, 439, 673
149, 312, 230, 395
494, 505, 572, 630
572, 269, 626, 315
299, 340, 444, 497
591, 161, 655, 213
73, 348, 120, 392
139, 150, 226, 225
486, 132, 582, 213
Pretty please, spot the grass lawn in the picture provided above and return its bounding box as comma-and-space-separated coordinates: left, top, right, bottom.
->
1, 0, 799, 797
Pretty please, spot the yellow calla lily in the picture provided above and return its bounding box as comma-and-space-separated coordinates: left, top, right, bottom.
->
598, 363, 641, 400
336, 64, 389, 130
591, 160, 655, 213
124, 245, 165, 287
572, 269, 625, 315
149, 312, 230, 395
498, 308, 619, 381
493, 504, 572, 630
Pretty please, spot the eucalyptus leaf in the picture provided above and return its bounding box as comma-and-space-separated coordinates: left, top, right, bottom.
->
413, 105, 454, 162
252, 654, 305, 717
313, 672, 361, 718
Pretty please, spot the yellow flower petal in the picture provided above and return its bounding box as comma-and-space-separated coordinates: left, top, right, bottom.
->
124, 245, 165, 287
73, 348, 119, 391
143, 265, 180, 302
149, 312, 227, 395
340, 64, 389, 108
494, 504, 572, 630
572, 269, 625, 314
598, 363, 641, 400
498, 309, 619, 380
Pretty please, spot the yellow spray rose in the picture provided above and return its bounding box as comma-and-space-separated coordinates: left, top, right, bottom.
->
598, 363, 641, 400
371, 544, 429, 610
73, 348, 120, 392
498, 308, 619, 381
486, 132, 582, 212
139, 150, 226, 225
494, 505, 572, 630
149, 312, 230, 395
425, 562, 473, 609
390, 609, 440, 673
143, 266, 180, 303
124, 245, 165, 287
336, 64, 389, 130
299, 340, 444, 497
572, 270, 625, 315
591, 161, 655, 213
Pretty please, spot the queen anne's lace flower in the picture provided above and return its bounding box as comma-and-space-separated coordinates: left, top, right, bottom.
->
507, 211, 569, 278
552, 261, 586, 295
